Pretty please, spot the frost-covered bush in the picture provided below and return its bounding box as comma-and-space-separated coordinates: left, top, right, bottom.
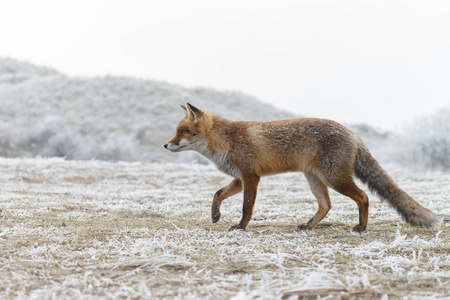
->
29, 117, 76, 159
396, 107, 450, 171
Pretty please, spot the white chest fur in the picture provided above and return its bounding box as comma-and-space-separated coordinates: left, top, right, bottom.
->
195, 141, 241, 178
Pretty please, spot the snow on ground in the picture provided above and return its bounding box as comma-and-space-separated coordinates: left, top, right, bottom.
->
0, 157, 449, 299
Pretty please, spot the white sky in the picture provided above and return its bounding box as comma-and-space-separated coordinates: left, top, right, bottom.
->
1, 0, 449, 131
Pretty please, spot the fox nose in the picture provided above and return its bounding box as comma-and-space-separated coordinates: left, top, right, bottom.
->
164, 144, 168, 149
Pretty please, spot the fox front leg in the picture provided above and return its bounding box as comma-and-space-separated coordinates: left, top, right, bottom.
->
211, 178, 242, 223
229, 174, 260, 231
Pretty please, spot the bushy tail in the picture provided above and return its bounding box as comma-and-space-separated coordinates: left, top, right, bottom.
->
354, 144, 442, 227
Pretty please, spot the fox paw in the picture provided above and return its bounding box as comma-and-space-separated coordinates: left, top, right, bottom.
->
211, 211, 221, 223
352, 224, 366, 233
229, 224, 245, 231
297, 224, 312, 231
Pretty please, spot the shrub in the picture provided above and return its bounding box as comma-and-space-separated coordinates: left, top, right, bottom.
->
396, 107, 450, 171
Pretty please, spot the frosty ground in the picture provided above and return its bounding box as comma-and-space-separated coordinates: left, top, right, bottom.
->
0, 158, 449, 299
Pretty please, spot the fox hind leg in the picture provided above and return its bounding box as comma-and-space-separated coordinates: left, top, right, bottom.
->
298, 174, 331, 230
329, 176, 369, 232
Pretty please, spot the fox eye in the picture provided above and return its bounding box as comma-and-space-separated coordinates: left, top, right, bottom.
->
180, 130, 186, 135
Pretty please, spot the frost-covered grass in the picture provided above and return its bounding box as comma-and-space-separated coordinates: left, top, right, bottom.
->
0, 158, 449, 299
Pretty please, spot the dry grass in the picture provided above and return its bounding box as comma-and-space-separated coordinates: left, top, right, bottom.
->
0, 158, 449, 299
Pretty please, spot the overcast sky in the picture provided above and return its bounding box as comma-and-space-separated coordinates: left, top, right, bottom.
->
1, 0, 449, 130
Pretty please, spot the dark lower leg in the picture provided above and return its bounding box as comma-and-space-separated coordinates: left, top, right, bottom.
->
211, 178, 242, 223
229, 175, 259, 231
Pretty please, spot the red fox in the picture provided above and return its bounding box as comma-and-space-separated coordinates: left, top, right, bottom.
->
164, 103, 441, 232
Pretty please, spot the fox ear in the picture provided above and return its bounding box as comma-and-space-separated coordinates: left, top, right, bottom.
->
180, 105, 188, 118
186, 103, 203, 122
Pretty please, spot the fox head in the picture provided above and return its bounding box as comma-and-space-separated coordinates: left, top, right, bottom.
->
164, 103, 208, 152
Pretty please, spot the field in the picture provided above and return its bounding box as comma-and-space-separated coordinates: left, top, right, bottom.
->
0, 158, 449, 299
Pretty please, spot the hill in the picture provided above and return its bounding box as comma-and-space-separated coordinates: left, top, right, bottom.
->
4, 58, 448, 171
0, 58, 294, 163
